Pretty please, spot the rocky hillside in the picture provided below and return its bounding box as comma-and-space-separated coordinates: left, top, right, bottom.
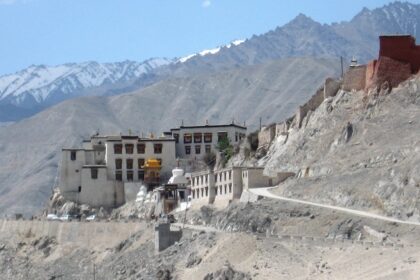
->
0, 57, 341, 215
260, 74, 420, 221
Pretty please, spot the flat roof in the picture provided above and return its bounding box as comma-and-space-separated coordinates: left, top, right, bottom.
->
106, 136, 174, 142
82, 165, 107, 168
62, 148, 94, 151
380, 34, 414, 38
170, 123, 246, 131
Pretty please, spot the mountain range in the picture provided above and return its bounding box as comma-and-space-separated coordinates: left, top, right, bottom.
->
1, 1, 420, 123
0, 1, 419, 215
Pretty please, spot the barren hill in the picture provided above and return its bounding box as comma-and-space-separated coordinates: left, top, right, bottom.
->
260, 75, 420, 221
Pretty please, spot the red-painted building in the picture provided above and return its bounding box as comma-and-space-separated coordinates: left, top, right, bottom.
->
379, 35, 420, 73
365, 35, 420, 89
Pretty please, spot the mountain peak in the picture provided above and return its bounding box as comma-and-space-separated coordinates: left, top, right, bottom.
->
286, 13, 319, 28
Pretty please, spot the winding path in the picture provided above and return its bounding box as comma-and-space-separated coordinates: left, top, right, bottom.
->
248, 187, 420, 226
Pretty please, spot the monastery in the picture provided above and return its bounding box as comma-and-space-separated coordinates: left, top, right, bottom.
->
58, 35, 420, 216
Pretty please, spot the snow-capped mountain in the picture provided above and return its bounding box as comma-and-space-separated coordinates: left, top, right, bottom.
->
0, 58, 173, 112
178, 39, 245, 63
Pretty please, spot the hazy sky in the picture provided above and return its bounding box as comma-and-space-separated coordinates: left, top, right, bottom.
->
0, 0, 419, 75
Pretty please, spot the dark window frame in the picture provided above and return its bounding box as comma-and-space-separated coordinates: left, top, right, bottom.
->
183, 133, 192, 144
154, 143, 163, 154
126, 159, 133, 170
115, 159, 122, 170
195, 145, 201, 155
137, 143, 146, 154
125, 144, 134, 154
91, 168, 98, 179
114, 144, 123, 154
204, 133, 213, 143
194, 133, 202, 143
70, 151, 77, 161
185, 145, 191, 155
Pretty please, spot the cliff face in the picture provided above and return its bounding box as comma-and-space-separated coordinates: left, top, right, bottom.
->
261, 75, 420, 221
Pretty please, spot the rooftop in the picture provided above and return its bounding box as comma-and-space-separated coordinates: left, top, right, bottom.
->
170, 123, 247, 131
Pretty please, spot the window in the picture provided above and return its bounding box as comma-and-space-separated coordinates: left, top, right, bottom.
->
214, 174, 217, 182
224, 185, 227, 194
205, 175, 208, 183
229, 171, 232, 180
195, 145, 201, 154
192, 190, 195, 199
217, 132, 228, 142
78, 186, 82, 193
114, 144, 123, 154
235, 132, 239, 142
115, 171, 122, 181
70, 151, 76, 161
205, 145, 211, 154
138, 170, 145, 180
194, 133, 202, 143
91, 168, 98, 179
126, 159, 133, 169
224, 172, 226, 181
125, 144, 134, 154
185, 146, 191, 155
204, 133, 212, 143
173, 133, 179, 143
229, 184, 232, 193
219, 185, 223, 195
215, 187, 218, 196
137, 143, 145, 154
197, 189, 199, 198
138, 158, 145, 168
115, 159, 122, 170
205, 187, 209, 197
154, 143, 163, 154
219, 173, 222, 181
127, 171, 133, 181
184, 133, 192, 144
201, 188, 204, 197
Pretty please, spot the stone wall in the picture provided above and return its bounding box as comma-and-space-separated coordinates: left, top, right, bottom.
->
369, 56, 412, 89
0, 220, 144, 248
324, 78, 342, 99
296, 88, 325, 128
342, 66, 367, 91
154, 222, 182, 252
258, 124, 276, 149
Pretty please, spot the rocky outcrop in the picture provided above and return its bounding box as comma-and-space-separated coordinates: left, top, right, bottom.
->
262, 75, 420, 221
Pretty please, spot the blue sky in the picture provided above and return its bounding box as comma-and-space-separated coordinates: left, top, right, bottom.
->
0, 0, 419, 75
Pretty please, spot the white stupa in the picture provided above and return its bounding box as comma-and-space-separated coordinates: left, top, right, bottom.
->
135, 185, 148, 203
168, 167, 188, 186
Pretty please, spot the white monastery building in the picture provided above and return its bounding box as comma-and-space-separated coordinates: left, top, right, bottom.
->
59, 134, 176, 208
168, 123, 247, 159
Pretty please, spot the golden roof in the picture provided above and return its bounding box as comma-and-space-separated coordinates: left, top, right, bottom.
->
143, 158, 161, 168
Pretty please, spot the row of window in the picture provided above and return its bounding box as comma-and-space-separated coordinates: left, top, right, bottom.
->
191, 171, 233, 186
115, 170, 145, 181
173, 132, 229, 144
185, 144, 212, 155
113, 143, 163, 155
192, 184, 233, 199
114, 158, 162, 170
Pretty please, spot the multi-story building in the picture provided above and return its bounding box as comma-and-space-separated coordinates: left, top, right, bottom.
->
59, 134, 176, 208
190, 167, 243, 206
189, 167, 295, 207
168, 123, 247, 159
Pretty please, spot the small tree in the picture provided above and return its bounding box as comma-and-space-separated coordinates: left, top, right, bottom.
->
216, 137, 234, 164
203, 151, 216, 169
